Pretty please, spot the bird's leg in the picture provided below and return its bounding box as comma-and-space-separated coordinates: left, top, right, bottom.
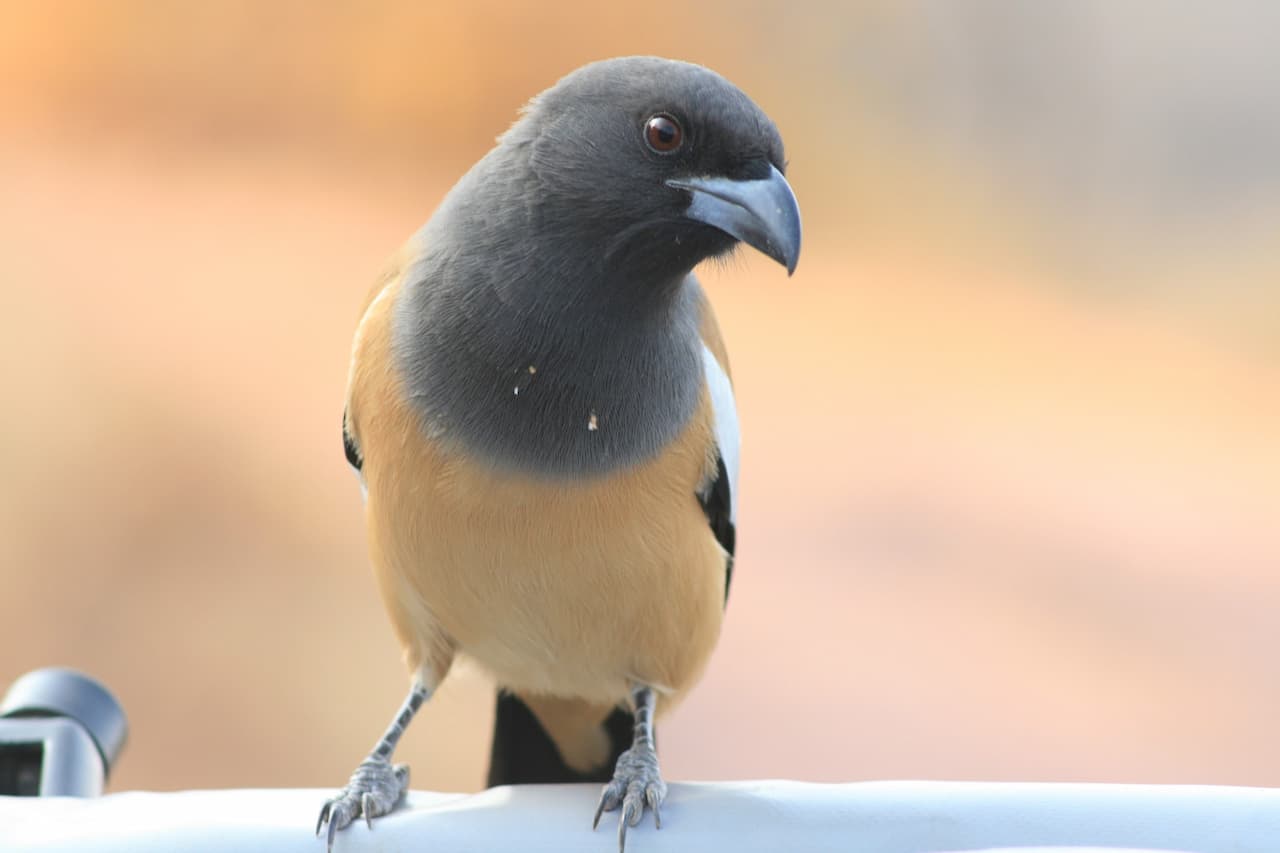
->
316, 682, 431, 852
592, 684, 667, 853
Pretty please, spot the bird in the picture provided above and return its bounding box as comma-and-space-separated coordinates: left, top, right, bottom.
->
316, 55, 800, 852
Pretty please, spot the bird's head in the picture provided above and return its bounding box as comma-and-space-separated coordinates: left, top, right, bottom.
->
511, 56, 801, 281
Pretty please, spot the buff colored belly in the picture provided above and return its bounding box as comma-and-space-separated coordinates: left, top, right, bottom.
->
365, 400, 726, 708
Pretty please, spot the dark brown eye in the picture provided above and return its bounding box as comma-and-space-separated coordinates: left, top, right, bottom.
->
644, 114, 683, 153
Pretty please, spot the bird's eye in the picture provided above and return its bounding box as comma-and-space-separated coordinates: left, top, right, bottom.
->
644, 114, 683, 154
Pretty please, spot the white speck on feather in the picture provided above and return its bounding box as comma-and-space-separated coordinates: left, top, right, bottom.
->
514, 365, 536, 397
587, 412, 599, 431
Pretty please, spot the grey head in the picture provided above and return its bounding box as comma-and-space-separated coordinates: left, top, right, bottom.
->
394, 56, 801, 479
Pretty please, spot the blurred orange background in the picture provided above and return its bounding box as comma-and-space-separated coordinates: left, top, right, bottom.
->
2, 1, 1277, 795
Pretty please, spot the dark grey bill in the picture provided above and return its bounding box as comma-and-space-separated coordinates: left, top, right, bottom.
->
667, 163, 801, 274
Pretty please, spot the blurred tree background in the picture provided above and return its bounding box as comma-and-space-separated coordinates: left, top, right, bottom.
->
1, 1, 1277, 793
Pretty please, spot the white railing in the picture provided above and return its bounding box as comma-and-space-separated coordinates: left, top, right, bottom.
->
2, 780, 1277, 852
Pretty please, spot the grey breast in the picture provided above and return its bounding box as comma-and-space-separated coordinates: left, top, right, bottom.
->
392, 253, 707, 481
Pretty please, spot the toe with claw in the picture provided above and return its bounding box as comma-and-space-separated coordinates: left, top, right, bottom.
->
592, 745, 667, 853
315, 758, 410, 852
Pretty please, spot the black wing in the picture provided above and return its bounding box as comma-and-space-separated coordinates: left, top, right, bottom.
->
342, 408, 363, 472
698, 452, 736, 604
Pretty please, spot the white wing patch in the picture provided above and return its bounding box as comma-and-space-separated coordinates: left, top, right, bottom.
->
701, 344, 740, 524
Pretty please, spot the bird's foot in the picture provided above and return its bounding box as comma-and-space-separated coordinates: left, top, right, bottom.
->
592, 743, 667, 853
315, 757, 409, 852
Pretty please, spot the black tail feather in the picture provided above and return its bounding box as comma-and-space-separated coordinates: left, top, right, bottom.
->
486, 692, 633, 786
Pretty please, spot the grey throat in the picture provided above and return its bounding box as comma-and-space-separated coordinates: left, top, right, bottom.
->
390, 153, 705, 480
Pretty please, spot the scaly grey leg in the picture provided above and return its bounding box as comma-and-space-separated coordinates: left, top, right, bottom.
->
592, 684, 667, 853
316, 682, 431, 852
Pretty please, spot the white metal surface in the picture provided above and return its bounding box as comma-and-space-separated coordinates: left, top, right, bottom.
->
2, 780, 1275, 852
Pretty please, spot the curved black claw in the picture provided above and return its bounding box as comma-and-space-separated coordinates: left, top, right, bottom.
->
592, 746, 667, 853
315, 758, 410, 852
